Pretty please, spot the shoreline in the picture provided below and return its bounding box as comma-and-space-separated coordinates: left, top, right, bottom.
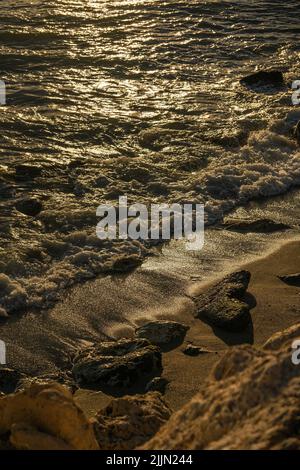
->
1, 232, 300, 413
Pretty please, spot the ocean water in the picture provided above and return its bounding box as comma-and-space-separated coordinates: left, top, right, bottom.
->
0, 0, 300, 317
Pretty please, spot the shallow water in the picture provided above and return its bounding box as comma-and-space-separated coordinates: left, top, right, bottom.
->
0, 0, 300, 316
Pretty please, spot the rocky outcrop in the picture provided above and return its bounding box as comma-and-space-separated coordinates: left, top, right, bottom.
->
0, 382, 99, 450
72, 338, 162, 390
240, 70, 284, 88
194, 270, 252, 331
221, 217, 290, 233
278, 273, 300, 287
142, 324, 300, 450
94, 392, 171, 450
135, 321, 189, 347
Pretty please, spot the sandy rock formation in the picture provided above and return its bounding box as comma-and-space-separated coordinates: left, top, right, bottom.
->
194, 270, 252, 331
142, 323, 300, 450
94, 392, 172, 450
0, 382, 99, 450
72, 338, 162, 390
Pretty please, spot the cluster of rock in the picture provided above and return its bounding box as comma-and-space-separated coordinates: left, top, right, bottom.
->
1, 323, 300, 450
142, 323, 300, 450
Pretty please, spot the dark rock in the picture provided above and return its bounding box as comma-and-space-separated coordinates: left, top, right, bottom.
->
221, 218, 290, 233
72, 338, 162, 389
0, 368, 24, 394
278, 273, 300, 287
182, 344, 213, 356
194, 270, 252, 331
15, 164, 42, 180
146, 377, 168, 393
135, 321, 189, 347
15, 198, 43, 217
240, 70, 284, 87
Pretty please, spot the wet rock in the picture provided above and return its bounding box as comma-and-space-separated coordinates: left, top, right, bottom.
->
278, 273, 300, 287
72, 338, 162, 389
15, 197, 43, 217
135, 321, 189, 347
142, 324, 300, 450
221, 217, 290, 233
182, 344, 213, 357
146, 377, 168, 393
0, 383, 99, 450
0, 368, 25, 394
240, 70, 284, 88
94, 392, 171, 450
194, 270, 252, 331
15, 164, 42, 180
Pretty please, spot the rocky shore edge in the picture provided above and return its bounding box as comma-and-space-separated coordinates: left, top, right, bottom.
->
0, 321, 299, 450
1, 244, 300, 450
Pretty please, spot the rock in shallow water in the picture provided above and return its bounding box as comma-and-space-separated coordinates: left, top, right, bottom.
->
15, 197, 43, 217
240, 70, 284, 87
94, 392, 171, 450
72, 338, 162, 390
142, 323, 300, 450
194, 270, 252, 331
135, 320, 189, 347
